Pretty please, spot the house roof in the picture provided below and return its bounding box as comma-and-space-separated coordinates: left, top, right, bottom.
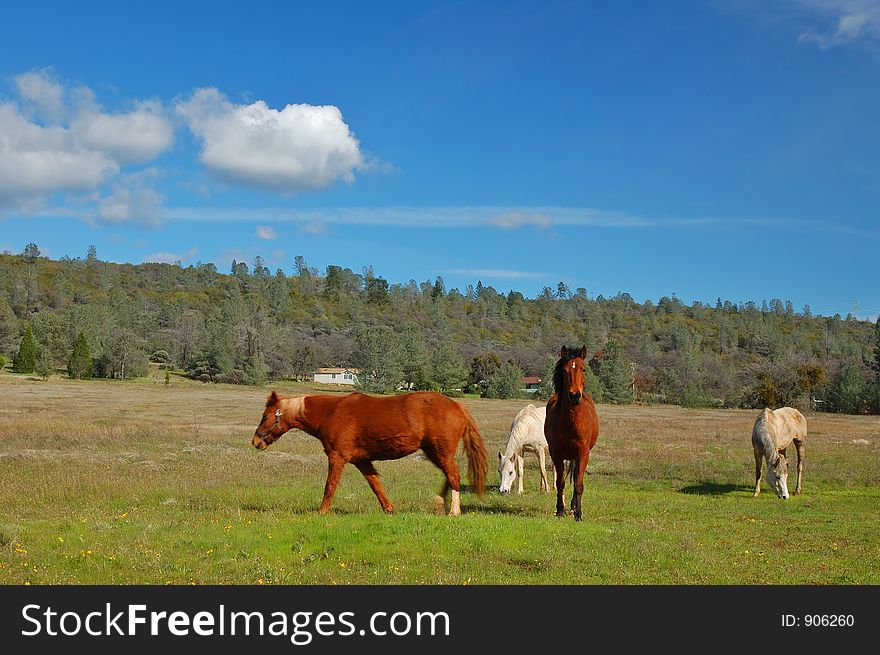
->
314, 367, 360, 374
522, 376, 541, 384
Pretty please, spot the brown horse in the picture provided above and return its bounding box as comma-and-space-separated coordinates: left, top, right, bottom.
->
251, 390, 487, 515
544, 345, 600, 520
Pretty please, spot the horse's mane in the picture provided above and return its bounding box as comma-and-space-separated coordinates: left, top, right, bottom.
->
552, 347, 584, 396
753, 409, 776, 461
502, 404, 546, 459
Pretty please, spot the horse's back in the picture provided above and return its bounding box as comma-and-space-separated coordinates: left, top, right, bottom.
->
773, 407, 807, 444
335, 391, 468, 433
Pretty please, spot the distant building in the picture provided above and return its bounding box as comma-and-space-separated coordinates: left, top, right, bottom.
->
522, 376, 541, 392
313, 367, 359, 385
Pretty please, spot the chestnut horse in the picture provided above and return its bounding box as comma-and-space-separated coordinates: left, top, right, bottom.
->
251, 390, 488, 515
544, 346, 600, 520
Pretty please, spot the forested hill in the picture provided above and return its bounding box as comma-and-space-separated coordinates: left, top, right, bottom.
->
1, 248, 878, 414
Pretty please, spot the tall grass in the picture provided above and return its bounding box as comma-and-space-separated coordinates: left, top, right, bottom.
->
1, 374, 878, 584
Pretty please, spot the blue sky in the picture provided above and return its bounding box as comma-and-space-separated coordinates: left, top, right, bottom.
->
1, 1, 878, 318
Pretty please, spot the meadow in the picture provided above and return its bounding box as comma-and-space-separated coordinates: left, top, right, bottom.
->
1, 371, 878, 585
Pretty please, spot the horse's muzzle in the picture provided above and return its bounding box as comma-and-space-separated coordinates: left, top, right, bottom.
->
252, 435, 269, 450
568, 391, 582, 405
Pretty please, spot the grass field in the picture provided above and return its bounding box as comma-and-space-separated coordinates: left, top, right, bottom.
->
1, 371, 878, 584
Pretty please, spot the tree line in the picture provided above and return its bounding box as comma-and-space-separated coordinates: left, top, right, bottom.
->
1, 244, 878, 414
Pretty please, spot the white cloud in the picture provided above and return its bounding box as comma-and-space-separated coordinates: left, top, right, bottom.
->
97, 185, 163, 226
175, 87, 363, 193
785, 0, 880, 48
163, 205, 651, 229
0, 104, 118, 207
71, 103, 174, 164
256, 225, 278, 240
143, 247, 198, 264
14, 70, 66, 123
489, 211, 553, 229
0, 70, 173, 212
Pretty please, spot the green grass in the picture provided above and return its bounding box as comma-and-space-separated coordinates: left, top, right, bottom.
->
1, 374, 878, 584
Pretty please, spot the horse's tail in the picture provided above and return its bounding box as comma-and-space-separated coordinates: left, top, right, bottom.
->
461, 408, 488, 497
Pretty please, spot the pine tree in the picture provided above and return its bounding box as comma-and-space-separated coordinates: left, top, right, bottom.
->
596, 339, 633, 404
484, 361, 525, 399
430, 341, 467, 392
13, 326, 37, 373
68, 331, 94, 379
34, 349, 53, 380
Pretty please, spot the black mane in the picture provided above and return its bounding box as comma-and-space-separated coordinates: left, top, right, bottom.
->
552, 346, 585, 396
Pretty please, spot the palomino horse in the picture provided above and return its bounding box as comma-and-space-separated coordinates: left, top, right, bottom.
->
498, 404, 555, 494
544, 346, 600, 520
251, 390, 487, 515
752, 407, 807, 499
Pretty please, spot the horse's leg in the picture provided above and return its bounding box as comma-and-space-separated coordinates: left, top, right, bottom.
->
318, 452, 347, 515
422, 446, 461, 516
753, 446, 762, 497
794, 438, 805, 495
553, 456, 567, 517
570, 453, 589, 521
538, 447, 549, 493
354, 460, 394, 514
516, 454, 525, 495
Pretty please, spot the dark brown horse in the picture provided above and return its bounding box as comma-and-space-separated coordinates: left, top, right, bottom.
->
544, 346, 600, 520
251, 390, 488, 515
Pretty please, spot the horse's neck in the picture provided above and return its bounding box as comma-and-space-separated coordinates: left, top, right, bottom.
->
502, 433, 522, 459
288, 395, 329, 436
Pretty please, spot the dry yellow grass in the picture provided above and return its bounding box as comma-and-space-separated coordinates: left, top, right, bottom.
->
1, 372, 878, 584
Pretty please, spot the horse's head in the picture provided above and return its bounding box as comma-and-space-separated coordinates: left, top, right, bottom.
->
252, 390, 293, 450
554, 345, 588, 405
766, 452, 790, 499
498, 452, 516, 494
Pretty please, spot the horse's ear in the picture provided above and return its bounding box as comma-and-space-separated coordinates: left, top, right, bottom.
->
498, 451, 503, 461
560, 345, 568, 357
579, 345, 587, 359
266, 390, 279, 408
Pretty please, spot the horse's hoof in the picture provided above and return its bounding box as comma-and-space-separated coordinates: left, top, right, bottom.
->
433, 496, 446, 515
555, 511, 567, 518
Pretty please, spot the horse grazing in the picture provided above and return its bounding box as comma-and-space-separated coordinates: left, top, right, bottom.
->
544, 345, 600, 520
498, 404, 554, 494
251, 390, 488, 516
752, 407, 806, 499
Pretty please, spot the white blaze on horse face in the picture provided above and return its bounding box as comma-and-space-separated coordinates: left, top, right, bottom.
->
767, 456, 790, 499
498, 455, 516, 493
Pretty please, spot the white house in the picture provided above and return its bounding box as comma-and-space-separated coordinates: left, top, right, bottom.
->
313, 367, 359, 385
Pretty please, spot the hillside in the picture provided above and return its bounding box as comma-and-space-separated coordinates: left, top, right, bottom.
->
0, 249, 877, 413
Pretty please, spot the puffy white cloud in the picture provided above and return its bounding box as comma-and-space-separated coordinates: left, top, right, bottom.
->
14, 71, 67, 123
0, 104, 118, 207
72, 104, 174, 164
256, 225, 278, 240
176, 88, 363, 193
0, 70, 173, 212
97, 185, 164, 226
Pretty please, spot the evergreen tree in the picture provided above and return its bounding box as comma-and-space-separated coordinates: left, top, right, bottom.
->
399, 325, 430, 390
828, 363, 867, 414
13, 326, 37, 373
484, 361, 525, 399
68, 331, 94, 379
34, 349, 53, 380
429, 341, 467, 392
596, 339, 633, 404
352, 326, 402, 394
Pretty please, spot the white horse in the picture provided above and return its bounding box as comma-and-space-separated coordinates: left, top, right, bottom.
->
752, 407, 807, 499
498, 404, 554, 494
